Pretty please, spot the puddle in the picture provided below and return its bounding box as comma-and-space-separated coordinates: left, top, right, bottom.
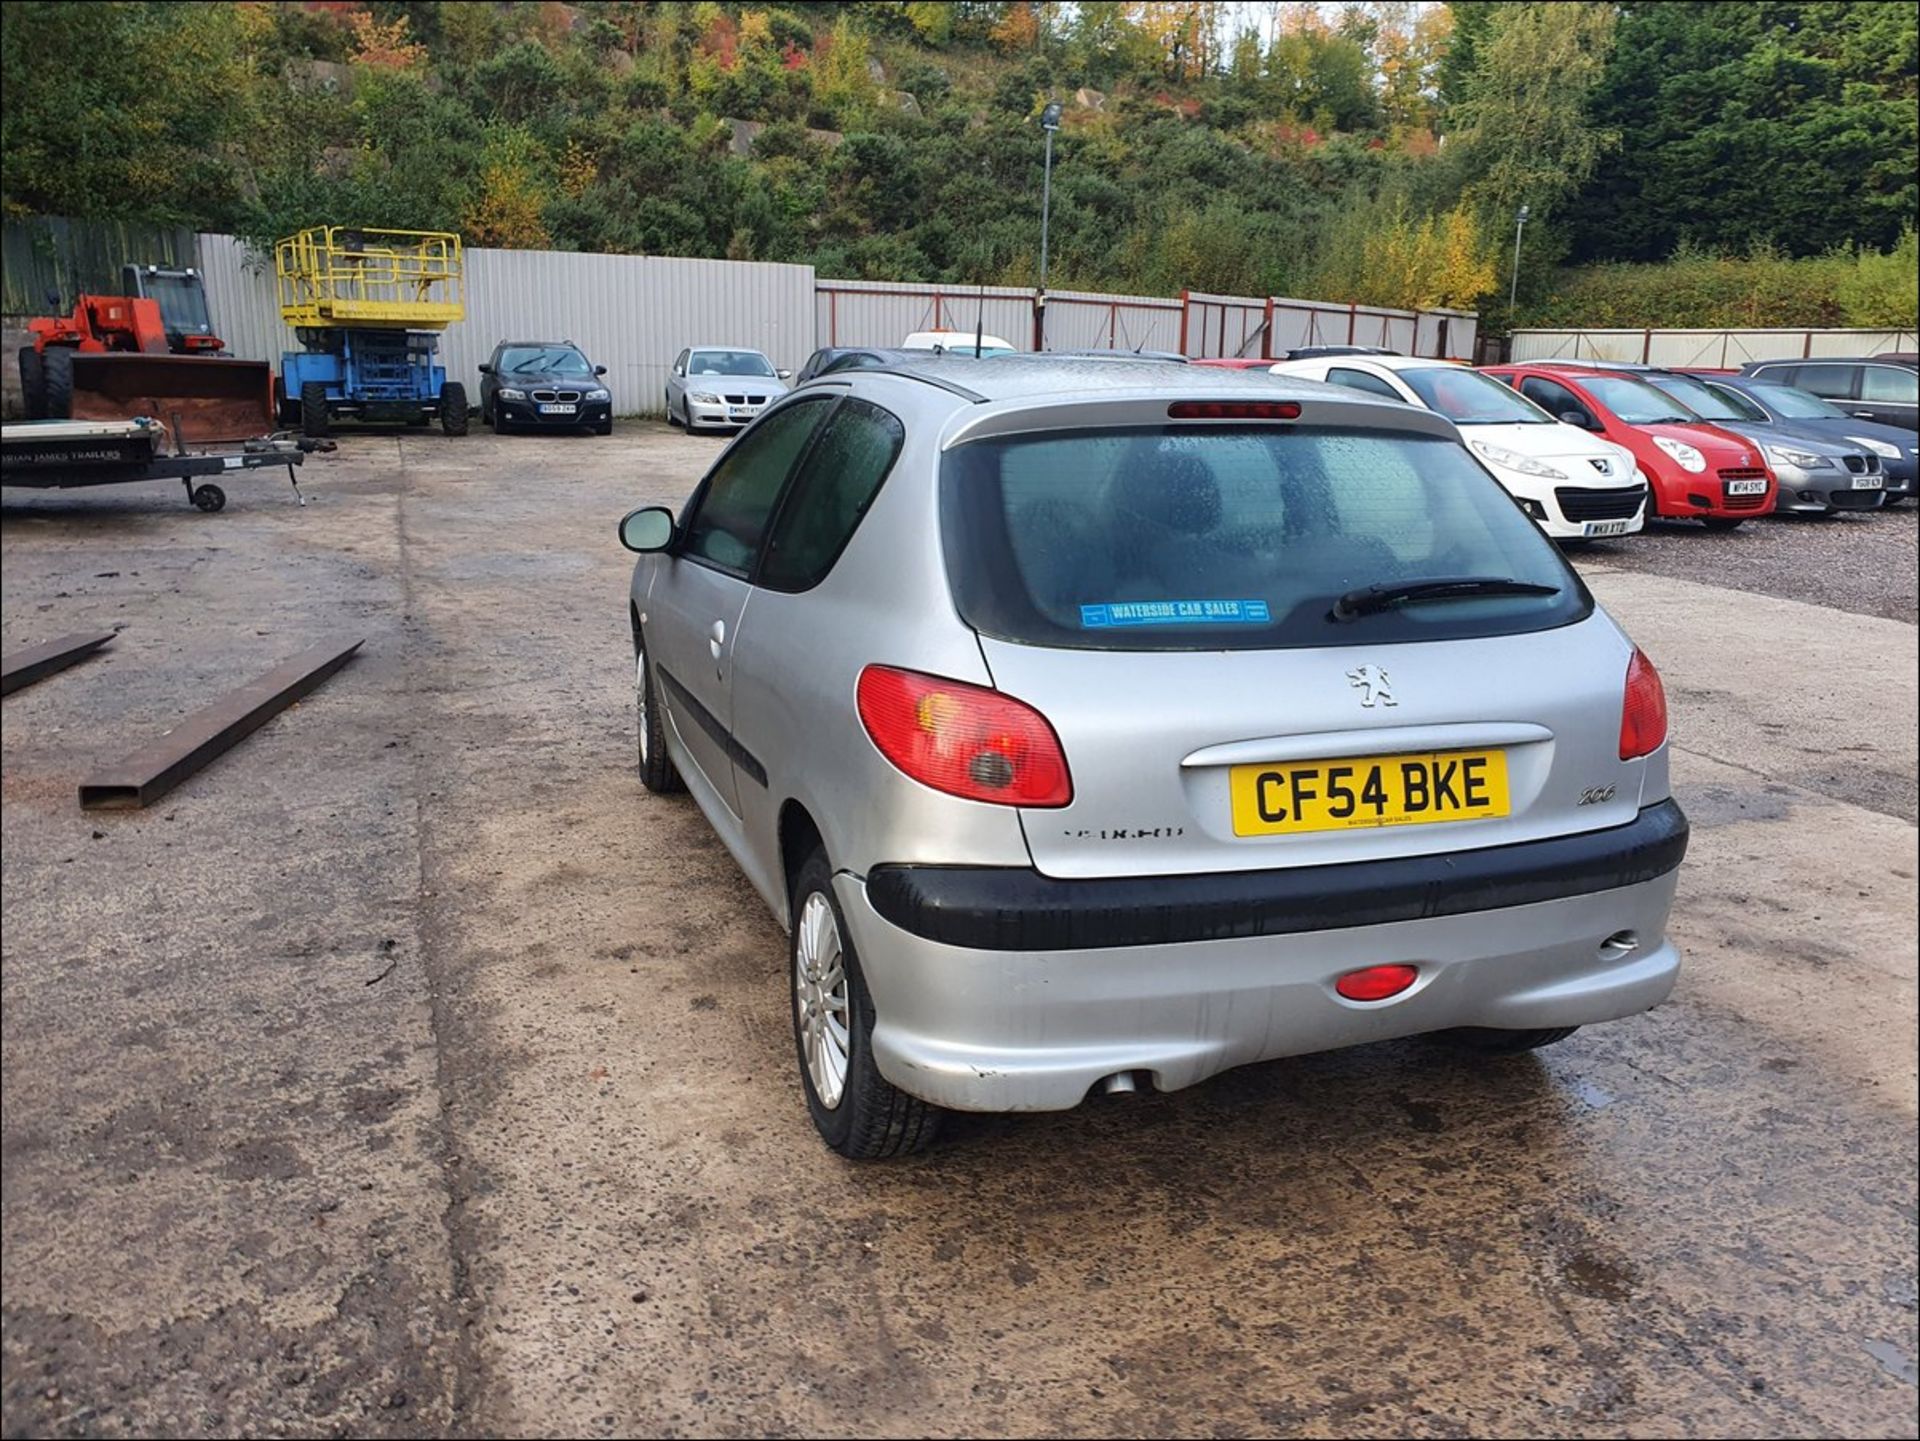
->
1562, 1250, 1638, 1302
1862, 1338, 1917, 1385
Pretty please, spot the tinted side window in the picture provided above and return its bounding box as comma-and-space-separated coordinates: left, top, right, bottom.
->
1518, 376, 1584, 419
1793, 363, 1857, 400
681, 400, 830, 574
1327, 367, 1406, 402
760, 400, 905, 591
1861, 365, 1918, 403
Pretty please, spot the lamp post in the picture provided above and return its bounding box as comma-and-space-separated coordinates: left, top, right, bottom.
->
1037, 100, 1063, 350
1509, 202, 1531, 314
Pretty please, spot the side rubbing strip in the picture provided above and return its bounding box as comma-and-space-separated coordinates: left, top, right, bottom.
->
656, 665, 768, 787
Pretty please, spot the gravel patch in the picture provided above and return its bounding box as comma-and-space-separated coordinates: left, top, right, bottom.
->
1573, 501, 1916, 624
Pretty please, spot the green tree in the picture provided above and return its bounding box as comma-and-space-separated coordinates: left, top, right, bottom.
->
1448, 2, 1617, 221
1570, 1, 1919, 261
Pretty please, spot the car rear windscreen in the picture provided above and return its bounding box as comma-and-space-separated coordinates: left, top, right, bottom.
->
941, 426, 1590, 651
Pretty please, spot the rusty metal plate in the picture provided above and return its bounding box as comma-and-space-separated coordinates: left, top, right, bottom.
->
0, 631, 116, 696
79, 637, 363, 810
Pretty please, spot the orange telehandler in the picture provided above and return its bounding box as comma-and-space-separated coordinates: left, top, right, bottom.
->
19, 265, 274, 444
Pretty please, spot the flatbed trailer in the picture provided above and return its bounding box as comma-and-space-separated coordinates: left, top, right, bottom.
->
0, 418, 315, 511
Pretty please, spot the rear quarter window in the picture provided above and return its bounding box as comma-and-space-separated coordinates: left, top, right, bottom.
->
941, 425, 1589, 651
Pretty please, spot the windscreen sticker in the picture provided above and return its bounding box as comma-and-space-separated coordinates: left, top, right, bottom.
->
1079, 599, 1272, 628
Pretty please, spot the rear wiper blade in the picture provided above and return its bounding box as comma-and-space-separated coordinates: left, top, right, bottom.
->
1331, 575, 1561, 621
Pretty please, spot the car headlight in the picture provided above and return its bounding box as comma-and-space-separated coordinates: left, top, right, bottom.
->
690, 392, 722, 404
585, 387, 610, 401
1765, 444, 1833, 470
496, 386, 527, 401
1652, 436, 1707, 473
1847, 435, 1902, 460
1468, 439, 1566, 480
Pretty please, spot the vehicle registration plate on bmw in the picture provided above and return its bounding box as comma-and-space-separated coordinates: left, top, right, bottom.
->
1725, 477, 1768, 496
538, 403, 576, 414
1228, 748, 1510, 837
1583, 519, 1632, 537
1853, 474, 1884, 490
728, 405, 757, 419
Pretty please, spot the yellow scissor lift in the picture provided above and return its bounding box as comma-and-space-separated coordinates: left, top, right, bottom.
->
275, 227, 470, 436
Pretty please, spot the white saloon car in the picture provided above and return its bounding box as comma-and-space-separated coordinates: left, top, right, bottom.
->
1270, 356, 1649, 541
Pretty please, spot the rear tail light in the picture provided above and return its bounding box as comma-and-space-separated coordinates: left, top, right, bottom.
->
856, 666, 1072, 807
1619, 647, 1668, 759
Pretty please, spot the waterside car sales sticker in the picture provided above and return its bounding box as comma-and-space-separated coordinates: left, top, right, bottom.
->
1080, 599, 1271, 628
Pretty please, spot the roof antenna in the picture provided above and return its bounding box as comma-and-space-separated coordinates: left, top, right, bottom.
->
973, 278, 986, 359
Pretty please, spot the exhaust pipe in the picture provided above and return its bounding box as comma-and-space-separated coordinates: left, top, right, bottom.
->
1100, 1071, 1140, 1096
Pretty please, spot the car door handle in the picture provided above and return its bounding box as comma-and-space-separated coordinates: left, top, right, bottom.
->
709, 619, 726, 659
1853, 411, 1877, 419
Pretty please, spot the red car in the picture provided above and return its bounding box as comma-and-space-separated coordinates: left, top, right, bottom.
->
1482, 363, 1777, 528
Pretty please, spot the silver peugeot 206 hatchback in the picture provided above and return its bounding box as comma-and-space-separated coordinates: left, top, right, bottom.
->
619, 358, 1687, 1159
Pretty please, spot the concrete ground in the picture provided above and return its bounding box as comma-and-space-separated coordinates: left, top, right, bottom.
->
3, 426, 1915, 1440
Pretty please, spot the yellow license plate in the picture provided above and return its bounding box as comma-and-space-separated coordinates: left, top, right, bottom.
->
1228, 748, 1510, 837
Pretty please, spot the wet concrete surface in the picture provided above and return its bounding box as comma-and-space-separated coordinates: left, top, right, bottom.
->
3, 428, 1916, 1438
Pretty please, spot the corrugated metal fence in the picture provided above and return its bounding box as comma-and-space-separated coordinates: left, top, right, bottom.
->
10, 227, 1480, 415
1510, 327, 1920, 368
198, 235, 816, 417
2, 217, 200, 316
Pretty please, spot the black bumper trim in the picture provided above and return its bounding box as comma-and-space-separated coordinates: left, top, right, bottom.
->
866, 800, 1688, 952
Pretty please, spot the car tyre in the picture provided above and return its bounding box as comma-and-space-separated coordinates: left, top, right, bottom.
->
789, 847, 941, 1160
635, 640, 683, 795
1446, 1026, 1581, 1054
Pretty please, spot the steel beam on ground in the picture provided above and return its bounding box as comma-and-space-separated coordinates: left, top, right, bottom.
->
1, 631, 116, 696
79, 637, 363, 810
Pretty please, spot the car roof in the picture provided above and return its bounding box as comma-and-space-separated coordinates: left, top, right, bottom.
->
498, 339, 580, 349
691, 344, 772, 353
1747, 356, 1913, 367
1284, 354, 1461, 373
852, 355, 1352, 403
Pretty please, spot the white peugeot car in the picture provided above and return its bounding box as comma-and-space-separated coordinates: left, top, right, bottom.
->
1270, 356, 1649, 541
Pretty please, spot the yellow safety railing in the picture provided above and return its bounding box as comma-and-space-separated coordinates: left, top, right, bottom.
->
275, 227, 466, 329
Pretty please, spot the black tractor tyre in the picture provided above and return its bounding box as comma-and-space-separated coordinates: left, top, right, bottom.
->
440, 381, 469, 437
300, 381, 331, 438
42, 346, 75, 420
19, 346, 47, 419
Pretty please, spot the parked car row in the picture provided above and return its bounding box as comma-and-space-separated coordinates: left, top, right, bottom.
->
660, 339, 1916, 537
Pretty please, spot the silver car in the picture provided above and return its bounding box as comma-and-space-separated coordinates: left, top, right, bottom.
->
665, 347, 790, 432
619, 359, 1688, 1158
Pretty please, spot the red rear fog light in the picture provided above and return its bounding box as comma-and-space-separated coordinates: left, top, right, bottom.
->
1335, 964, 1419, 1002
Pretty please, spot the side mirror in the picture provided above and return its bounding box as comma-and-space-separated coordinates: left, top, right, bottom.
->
673, 366, 684, 378
777, 368, 792, 380
1560, 409, 1596, 430
619, 506, 676, 554
595, 365, 608, 376
478, 363, 494, 375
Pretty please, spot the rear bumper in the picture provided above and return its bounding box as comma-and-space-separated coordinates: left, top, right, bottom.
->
842, 801, 1688, 1111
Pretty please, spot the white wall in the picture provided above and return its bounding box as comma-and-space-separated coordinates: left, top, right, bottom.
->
199, 235, 816, 416
1510, 327, 1920, 367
